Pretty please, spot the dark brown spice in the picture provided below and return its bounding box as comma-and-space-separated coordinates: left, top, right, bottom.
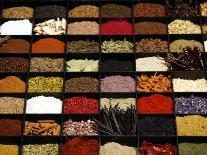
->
0, 119, 22, 136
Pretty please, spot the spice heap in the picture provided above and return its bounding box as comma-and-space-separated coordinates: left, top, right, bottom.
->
66, 59, 99, 72
0, 38, 30, 53
100, 142, 137, 155
24, 120, 60, 136
65, 77, 99, 93
0, 57, 28, 72
138, 94, 173, 114
63, 119, 98, 136
0, 76, 26, 93
166, 0, 198, 17
0, 144, 19, 155
94, 106, 136, 136
205, 40, 207, 52
2, 6, 33, 18
0, 97, 24, 114
0, 119, 22, 136
134, 22, 167, 34
34, 18, 66, 35
140, 141, 177, 155
168, 19, 201, 34
30, 57, 64, 72
62, 137, 99, 155
135, 38, 168, 53
26, 96, 62, 114
101, 39, 133, 53
176, 115, 207, 136
68, 5, 99, 17
64, 96, 98, 114
200, 2, 207, 16
101, 75, 135, 92
175, 95, 207, 114
0, 20, 32, 35
179, 143, 207, 155
32, 38, 65, 53
36, 5, 66, 18
170, 39, 204, 52
67, 21, 99, 35
136, 57, 168, 71
165, 47, 205, 71
100, 98, 136, 111
173, 78, 207, 92
101, 59, 134, 72
137, 74, 172, 92
202, 24, 207, 33
22, 144, 58, 155
101, 4, 132, 18
134, 3, 166, 17
67, 40, 99, 53
28, 77, 63, 93
101, 20, 133, 35
139, 116, 176, 136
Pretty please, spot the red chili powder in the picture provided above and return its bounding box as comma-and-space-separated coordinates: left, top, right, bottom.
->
64, 96, 99, 114
62, 137, 99, 155
138, 94, 173, 114
101, 20, 133, 35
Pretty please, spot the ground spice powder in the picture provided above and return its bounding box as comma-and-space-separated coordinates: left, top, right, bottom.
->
0, 119, 22, 136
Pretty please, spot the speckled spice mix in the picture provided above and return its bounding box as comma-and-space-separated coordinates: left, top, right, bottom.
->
0, 144, 19, 155
2, 6, 33, 18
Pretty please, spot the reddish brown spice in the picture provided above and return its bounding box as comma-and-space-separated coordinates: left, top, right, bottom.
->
138, 94, 173, 114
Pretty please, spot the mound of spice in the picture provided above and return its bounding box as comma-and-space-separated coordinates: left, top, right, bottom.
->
101, 20, 133, 35
176, 115, 207, 136
0, 144, 19, 155
67, 21, 99, 35
201, 2, 207, 16
135, 38, 169, 53
139, 116, 176, 136
28, 77, 63, 93
64, 96, 98, 114
100, 142, 137, 155
22, 144, 58, 155
134, 3, 166, 17
94, 106, 137, 136
65, 77, 99, 93
140, 141, 177, 155
0, 57, 28, 72
101, 75, 135, 92
24, 120, 60, 136
202, 24, 207, 34
36, 5, 66, 18
134, 22, 167, 35
26, 96, 62, 114
101, 59, 134, 72
101, 4, 132, 18
168, 19, 201, 34
100, 98, 136, 111
173, 78, 207, 92
179, 143, 207, 155
0, 37, 30, 53
175, 95, 207, 114
62, 137, 99, 155
0, 97, 24, 114
0, 76, 26, 93
30, 57, 64, 72
68, 5, 99, 17
0, 119, 22, 136
32, 38, 65, 53
170, 39, 204, 52
63, 119, 98, 136
67, 40, 99, 53
3, 6, 33, 18
101, 39, 134, 53
137, 74, 172, 92
138, 94, 173, 114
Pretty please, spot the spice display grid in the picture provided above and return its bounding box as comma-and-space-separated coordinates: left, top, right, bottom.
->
0, 0, 207, 154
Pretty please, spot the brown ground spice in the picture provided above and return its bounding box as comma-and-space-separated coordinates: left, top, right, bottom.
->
0, 119, 22, 136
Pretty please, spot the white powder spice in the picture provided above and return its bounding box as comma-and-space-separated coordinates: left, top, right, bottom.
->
26, 96, 62, 114
204, 40, 207, 52
136, 56, 168, 71
173, 78, 207, 92
0, 20, 32, 35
